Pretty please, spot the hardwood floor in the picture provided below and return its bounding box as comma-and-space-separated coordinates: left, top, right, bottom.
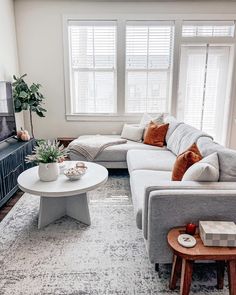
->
0, 190, 24, 222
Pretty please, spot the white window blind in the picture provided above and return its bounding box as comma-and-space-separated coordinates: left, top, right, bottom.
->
68, 20, 117, 114
177, 45, 232, 143
125, 21, 174, 113
182, 21, 235, 37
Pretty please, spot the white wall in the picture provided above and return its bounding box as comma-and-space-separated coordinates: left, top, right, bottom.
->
14, 0, 236, 148
0, 0, 24, 128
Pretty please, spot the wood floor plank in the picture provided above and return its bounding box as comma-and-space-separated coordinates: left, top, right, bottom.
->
0, 190, 23, 222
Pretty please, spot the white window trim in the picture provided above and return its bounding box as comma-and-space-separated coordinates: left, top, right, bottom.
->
63, 13, 236, 147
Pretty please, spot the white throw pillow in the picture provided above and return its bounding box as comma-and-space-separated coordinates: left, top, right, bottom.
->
139, 113, 164, 128
121, 124, 144, 142
182, 152, 219, 182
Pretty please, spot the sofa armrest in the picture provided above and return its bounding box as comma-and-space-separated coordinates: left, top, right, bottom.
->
143, 181, 236, 240
142, 184, 236, 264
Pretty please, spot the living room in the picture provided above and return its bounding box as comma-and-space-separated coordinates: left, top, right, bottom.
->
1, 0, 236, 294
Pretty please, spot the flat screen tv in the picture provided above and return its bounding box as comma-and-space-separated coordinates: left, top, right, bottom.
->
0, 81, 17, 142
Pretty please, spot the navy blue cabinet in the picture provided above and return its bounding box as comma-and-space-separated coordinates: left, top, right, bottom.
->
0, 138, 35, 208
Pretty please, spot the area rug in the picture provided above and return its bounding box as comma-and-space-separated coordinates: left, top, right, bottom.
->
0, 171, 228, 294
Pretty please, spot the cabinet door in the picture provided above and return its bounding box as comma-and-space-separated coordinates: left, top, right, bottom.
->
3, 164, 24, 196
0, 163, 4, 200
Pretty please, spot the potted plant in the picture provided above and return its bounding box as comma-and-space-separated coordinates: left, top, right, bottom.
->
26, 140, 67, 182
12, 74, 46, 138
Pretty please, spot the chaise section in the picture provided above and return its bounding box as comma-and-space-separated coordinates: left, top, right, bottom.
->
129, 170, 172, 229
127, 150, 176, 173
69, 135, 167, 168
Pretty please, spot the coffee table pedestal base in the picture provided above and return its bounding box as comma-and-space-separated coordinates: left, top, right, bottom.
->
38, 193, 91, 229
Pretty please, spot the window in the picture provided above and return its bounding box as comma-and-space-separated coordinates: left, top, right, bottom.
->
64, 17, 236, 145
182, 21, 235, 37
177, 44, 232, 143
68, 20, 117, 114
125, 21, 174, 113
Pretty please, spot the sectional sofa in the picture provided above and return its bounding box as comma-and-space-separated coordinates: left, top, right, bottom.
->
69, 116, 236, 265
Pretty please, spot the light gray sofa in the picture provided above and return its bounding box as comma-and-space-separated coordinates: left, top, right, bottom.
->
69, 116, 236, 265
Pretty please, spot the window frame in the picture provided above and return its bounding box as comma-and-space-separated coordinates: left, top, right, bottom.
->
63, 14, 236, 146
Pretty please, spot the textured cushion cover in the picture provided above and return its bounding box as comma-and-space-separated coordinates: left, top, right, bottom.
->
121, 124, 144, 142
130, 170, 172, 229
143, 122, 169, 147
172, 143, 202, 181
182, 152, 219, 182
127, 149, 176, 173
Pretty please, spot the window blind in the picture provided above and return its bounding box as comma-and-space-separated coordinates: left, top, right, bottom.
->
177, 45, 231, 143
125, 21, 174, 113
182, 21, 235, 37
68, 20, 117, 114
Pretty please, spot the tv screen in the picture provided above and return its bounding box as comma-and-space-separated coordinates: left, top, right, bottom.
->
0, 82, 17, 142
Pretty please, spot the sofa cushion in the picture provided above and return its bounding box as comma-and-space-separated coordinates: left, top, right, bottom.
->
127, 149, 176, 173
143, 122, 169, 147
167, 122, 212, 155
182, 152, 219, 182
197, 137, 236, 181
130, 170, 172, 229
172, 143, 202, 181
121, 124, 144, 142
69, 135, 167, 163
164, 115, 183, 142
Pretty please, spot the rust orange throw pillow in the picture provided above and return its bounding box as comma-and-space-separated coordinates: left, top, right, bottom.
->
143, 122, 169, 147
172, 143, 203, 181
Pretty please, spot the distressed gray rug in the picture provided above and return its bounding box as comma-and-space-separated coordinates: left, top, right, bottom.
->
0, 172, 228, 294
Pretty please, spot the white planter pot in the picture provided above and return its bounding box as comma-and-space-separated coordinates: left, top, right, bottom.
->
38, 162, 59, 182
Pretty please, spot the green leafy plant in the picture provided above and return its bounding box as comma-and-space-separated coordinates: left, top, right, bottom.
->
26, 140, 68, 164
12, 74, 46, 138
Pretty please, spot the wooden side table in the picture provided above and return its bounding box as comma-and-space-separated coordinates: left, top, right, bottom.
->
167, 227, 236, 295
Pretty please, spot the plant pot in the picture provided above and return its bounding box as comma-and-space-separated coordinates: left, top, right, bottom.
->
38, 162, 59, 182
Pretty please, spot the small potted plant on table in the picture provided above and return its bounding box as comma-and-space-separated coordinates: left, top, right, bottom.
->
26, 140, 67, 182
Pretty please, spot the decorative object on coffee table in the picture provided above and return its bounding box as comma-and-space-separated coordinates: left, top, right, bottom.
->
64, 162, 87, 181
17, 161, 108, 229
25, 140, 68, 182
168, 227, 236, 295
199, 221, 236, 247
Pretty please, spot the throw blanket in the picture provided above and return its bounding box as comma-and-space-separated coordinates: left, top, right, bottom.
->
167, 123, 213, 155
68, 135, 127, 161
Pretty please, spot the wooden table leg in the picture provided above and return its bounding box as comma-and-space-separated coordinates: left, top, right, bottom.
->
180, 259, 193, 295
216, 261, 225, 289
227, 260, 236, 295
170, 255, 182, 290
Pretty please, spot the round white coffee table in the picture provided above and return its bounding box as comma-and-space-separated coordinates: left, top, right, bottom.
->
17, 161, 108, 229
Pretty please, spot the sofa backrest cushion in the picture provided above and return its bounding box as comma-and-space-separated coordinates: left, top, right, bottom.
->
197, 137, 236, 182
167, 122, 213, 155
164, 115, 183, 142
